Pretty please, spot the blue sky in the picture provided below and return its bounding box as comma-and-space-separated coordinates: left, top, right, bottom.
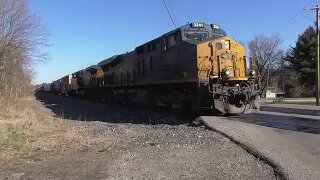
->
31, 0, 319, 84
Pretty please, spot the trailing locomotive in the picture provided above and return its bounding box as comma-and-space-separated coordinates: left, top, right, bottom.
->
44, 22, 260, 114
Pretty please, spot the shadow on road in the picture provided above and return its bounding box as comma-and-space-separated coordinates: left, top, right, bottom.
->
232, 113, 320, 134
35, 92, 199, 125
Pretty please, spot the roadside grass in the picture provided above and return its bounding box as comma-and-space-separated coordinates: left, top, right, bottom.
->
0, 96, 110, 165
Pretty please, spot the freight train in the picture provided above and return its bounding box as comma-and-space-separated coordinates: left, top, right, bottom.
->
39, 22, 260, 114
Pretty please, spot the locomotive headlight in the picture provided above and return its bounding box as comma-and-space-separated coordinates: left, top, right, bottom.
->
221, 68, 230, 80
248, 69, 257, 81
249, 70, 256, 77
225, 69, 230, 76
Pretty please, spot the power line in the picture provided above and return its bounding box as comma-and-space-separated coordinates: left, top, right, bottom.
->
162, 0, 176, 28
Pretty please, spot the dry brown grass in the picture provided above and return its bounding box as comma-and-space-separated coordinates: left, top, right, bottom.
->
0, 96, 110, 165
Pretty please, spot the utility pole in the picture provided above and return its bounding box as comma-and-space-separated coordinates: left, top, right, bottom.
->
266, 58, 270, 96
305, 5, 320, 106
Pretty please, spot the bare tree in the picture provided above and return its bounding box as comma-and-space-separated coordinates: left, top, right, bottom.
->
0, 0, 49, 98
248, 34, 284, 95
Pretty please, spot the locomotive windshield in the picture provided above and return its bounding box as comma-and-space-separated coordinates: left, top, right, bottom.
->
185, 31, 209, 41
180, 23, 226, 42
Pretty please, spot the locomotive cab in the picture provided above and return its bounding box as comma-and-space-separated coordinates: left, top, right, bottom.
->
179, 22, 260, 114
156, 22, 260, 114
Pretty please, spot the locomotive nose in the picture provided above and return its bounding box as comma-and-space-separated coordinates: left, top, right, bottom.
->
196, 37, 247, 81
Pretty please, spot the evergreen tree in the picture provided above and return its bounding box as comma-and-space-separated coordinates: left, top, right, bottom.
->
284, 26, 316, 88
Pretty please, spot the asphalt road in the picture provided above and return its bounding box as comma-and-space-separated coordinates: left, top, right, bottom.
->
201, 112, 320, 180
235, 111, 320, 134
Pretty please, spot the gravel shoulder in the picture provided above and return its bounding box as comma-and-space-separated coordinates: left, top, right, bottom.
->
0, 122, 278, 180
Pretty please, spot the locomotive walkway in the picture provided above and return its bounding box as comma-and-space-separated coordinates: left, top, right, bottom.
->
200, 110, 320, 180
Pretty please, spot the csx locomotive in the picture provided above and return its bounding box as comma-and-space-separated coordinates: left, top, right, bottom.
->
42, 22, 260, 114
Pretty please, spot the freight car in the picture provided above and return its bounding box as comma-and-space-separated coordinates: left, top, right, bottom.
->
36, 83, 53, 92
53, 80, 61, 94
52, 22, 260, 114
43, 83, 51, 92
60, 75, 72, 95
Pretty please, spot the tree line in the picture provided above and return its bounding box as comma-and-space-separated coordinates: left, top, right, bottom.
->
249, 26, 318, 97
0, 0, 48, 99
